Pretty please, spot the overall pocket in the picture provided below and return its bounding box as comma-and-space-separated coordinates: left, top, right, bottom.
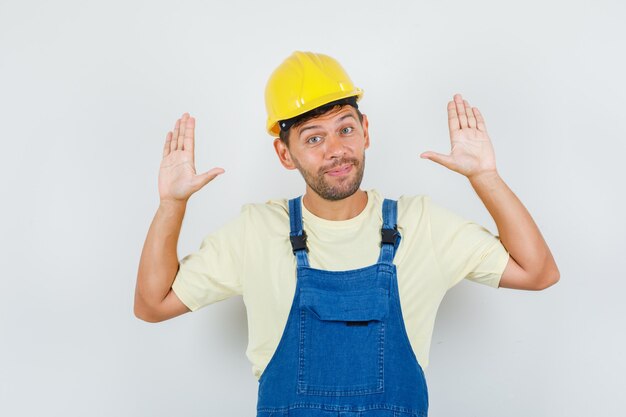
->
297, 287, 389, 396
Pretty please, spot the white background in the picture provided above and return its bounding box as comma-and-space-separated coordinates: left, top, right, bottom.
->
1, 0, 624, 416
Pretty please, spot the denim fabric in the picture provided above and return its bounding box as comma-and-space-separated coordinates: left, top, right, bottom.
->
257, 196, 428, 417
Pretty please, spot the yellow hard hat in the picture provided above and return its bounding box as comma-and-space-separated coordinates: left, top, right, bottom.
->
264, 51, 364, 137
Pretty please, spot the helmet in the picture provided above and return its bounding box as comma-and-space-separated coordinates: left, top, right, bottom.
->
264, 51, 364, 137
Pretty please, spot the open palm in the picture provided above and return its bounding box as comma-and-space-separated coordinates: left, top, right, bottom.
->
158, 113, 224, 202
420, 94, 497, 179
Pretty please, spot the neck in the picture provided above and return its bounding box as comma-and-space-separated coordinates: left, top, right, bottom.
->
302, 188, 368, 221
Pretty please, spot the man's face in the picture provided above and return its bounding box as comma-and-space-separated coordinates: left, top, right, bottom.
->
273, 105, 370, 201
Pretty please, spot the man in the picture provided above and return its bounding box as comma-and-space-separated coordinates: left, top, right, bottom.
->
135, 51, 559, 416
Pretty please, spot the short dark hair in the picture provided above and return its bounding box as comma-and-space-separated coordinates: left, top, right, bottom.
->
278, 98, 364, 147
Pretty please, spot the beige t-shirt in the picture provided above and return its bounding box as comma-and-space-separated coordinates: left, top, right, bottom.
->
172, 189, 510, 381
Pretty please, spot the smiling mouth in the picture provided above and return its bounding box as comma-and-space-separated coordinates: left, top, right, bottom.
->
325, 164, 353, 176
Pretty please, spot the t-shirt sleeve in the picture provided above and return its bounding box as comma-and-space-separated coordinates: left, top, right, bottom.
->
427, 196, 510, 289
171, 207, 246, 311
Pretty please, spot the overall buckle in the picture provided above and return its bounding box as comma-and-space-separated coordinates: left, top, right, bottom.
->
381, 227, 398, 245
290, 231, 308, 253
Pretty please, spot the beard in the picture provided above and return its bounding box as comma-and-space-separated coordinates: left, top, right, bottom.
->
291, 154, 365, 201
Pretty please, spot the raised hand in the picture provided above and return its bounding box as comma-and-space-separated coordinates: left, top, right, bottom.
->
420, 94, 497, 180
158, 113, 225, 203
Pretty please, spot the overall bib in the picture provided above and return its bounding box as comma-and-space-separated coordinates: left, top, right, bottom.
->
257, 196, 429, 417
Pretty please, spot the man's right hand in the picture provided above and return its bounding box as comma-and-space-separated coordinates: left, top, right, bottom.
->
158, 112, 224, 203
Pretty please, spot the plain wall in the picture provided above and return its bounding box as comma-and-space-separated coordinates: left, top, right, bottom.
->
1, 0, 624, 416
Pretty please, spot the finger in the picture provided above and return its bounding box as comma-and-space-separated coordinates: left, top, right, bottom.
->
464, 99, 476, 129
473, 107, 488, 132
171, 119, 180, 153
420, 151, 455, 170
163, 131, 173, 157
447, 101, 460, 132
183, 116, 195, 154
191, 167, 226, 190
177, 113, 189, 150
454, 94, 468, 128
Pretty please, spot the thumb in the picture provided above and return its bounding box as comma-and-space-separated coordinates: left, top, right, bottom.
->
420, 151, 454, 169
192, 167, 225, 189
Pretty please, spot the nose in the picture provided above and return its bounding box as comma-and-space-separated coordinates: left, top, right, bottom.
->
325, 133, 345, 159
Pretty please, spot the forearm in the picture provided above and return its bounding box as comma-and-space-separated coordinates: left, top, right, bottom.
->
135, 200, 187, 312
468, 171, 558, 279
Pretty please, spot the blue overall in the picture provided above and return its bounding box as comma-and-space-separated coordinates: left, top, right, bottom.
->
257, 196, 429, 417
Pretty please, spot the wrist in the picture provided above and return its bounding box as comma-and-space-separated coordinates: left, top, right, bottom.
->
468, 170, 500, 185
159, 198, 188, 213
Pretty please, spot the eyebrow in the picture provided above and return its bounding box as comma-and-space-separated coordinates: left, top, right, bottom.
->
298, 113, 357, 138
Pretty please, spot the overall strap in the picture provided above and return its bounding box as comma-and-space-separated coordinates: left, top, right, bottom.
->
288, 196, 310, 267
377, 198, 401, 264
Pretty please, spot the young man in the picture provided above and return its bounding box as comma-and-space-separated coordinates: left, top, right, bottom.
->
135, 51, 559, 416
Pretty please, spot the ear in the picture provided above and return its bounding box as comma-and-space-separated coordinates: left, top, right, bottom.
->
361, 113, 370, 150
273, 137, 297, 170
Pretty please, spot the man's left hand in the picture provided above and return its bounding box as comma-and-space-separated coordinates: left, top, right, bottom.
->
420, 94, 497, 180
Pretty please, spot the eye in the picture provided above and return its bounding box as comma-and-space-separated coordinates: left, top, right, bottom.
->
307, 136, 322, 144
341, 126, 354, 134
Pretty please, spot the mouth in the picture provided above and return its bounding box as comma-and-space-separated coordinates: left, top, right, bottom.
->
325, 163, 353, 176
